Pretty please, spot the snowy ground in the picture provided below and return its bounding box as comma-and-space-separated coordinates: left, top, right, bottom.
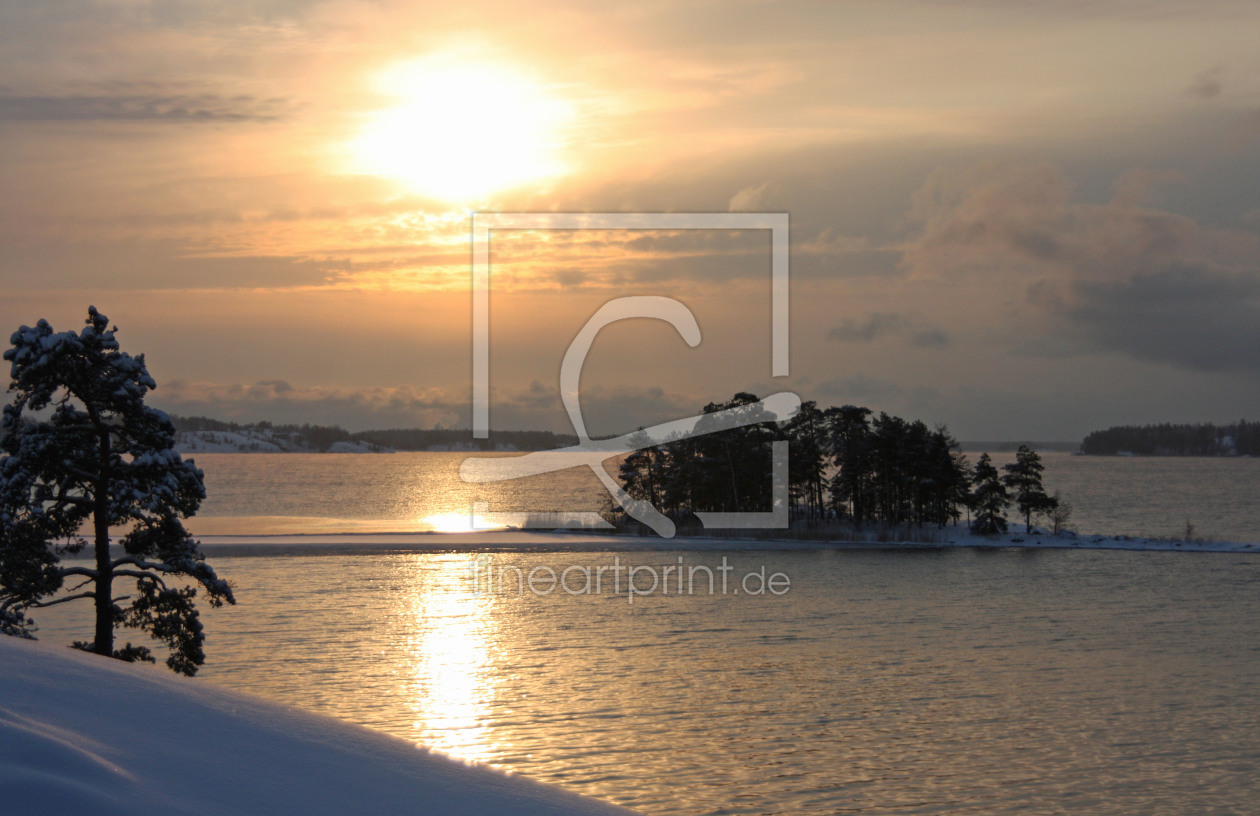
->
177, 430, 288, 453
192, 527, 1260, 555
0, 636, 638, 816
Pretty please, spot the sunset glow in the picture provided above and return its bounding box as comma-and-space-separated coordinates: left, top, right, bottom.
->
3, 2, 1260, 439
351, 58, 573, 203
5, 4, 1260, 814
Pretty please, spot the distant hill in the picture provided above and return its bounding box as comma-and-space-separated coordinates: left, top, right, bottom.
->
168, 415, 578, 454
1080, 421, 1259, 456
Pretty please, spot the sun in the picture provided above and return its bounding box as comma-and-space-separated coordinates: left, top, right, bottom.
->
351, 57, 573, 203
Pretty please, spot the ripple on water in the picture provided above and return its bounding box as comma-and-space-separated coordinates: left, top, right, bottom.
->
29, 547, 1260, 815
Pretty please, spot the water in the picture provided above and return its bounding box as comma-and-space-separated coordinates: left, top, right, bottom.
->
31, 548, 1260, 814
27, 453, 1260, 813
187, 451, 611, 534
978, 451, 1260, 543
186, 451, 1260, 543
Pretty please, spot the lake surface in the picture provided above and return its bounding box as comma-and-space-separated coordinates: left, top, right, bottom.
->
29, 452, 1260, 813
32, 548, 1260, 815
186, 451, 1260, 543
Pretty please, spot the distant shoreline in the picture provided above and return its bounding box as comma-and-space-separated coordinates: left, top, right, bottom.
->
169, 529, 1260, 557
1073, 452, 1258, 458
959, 441, 1079, 453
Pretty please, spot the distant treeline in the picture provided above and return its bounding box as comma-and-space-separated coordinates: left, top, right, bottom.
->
169, 415, 578, 452
353, 427, 578, 451
1080, 421, 1260, 456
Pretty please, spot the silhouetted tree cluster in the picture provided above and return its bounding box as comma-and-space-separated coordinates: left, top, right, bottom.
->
618, 394, 974, 529
1081, 421, 1259, 456
1002, 445, 1057, 534
960, 445, 1057, 535
825, 407, 971, 528
616, 394, 1068, 536
619, 393, 781, 518
970, 453, 1009, 534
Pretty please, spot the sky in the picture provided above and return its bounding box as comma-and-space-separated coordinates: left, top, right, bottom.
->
2, 0, 1259, 440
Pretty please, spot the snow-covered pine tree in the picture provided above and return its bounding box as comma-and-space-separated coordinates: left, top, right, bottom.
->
0, 307, 235, 675
1002, 445, 1057, 534
970, 452, 1009, 535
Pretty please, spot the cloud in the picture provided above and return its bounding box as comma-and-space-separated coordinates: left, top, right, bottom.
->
812, 375, 943, 420
901, 160, 1073, 279
0, 241, 355, 291
827, 312, 950, 348
817, 373, 904, 401
728, 182, 773, 212
154, 380, 469, 430
1185, 66, 1224, 100
151, 378, 706, 435
0, 93, 287, 123
1052, 267, 1260, 372
910, 326, 950, 349
828, 312, 906, 343
901, 159, 1248, 281
1110, 168, 1185, 208
900, 159, 1260, 373
487, 380, 707, 439
474, 227, 776, 291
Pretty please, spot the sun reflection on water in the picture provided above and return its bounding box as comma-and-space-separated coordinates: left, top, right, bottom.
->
420, 512, 508, 533
403, 554, 500, 764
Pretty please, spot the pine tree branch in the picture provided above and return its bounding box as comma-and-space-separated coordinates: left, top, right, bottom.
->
50, 495, 94, 512
111, 555, 173, 572
53, 474, 94, 505
114, 569, 168, 590
28, 591, 96, 609
57, 463, 100, 484
42, 422, 97, 432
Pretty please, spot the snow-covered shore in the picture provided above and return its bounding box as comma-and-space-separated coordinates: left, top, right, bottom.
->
0, 637, 638, 816
187, 528, 1259, 556
175, 430, 393, 454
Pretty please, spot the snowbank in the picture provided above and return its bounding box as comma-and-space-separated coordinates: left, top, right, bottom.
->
0, 637, 638, 816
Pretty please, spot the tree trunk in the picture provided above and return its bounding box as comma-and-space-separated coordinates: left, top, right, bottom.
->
93, 514, 113, 656
93, 430, 113, 657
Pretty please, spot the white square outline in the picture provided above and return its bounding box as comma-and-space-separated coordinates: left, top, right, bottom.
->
470, 212, 790, 438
